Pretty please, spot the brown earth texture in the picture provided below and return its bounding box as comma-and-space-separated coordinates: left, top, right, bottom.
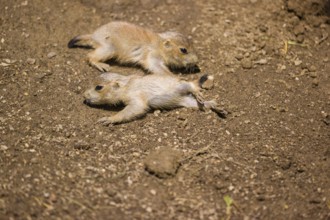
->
1, 0, 330, 219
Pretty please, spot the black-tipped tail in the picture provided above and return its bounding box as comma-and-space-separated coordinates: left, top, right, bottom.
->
68, 36, 80, 48
211, 107, 230, 119
198, 74, 209, 87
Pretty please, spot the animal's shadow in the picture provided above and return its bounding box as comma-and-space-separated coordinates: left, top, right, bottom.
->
104, 58, 200, 75
84, 101, 125, 112
83, 101, 147, 123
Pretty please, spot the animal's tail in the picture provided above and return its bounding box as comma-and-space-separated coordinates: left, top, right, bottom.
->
196, 74, 229, 118
67, 34, 98, 49
197, 74, 214, 89
198, 74, 209, 87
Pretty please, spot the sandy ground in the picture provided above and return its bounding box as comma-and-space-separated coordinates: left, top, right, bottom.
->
0, 0, 329, 219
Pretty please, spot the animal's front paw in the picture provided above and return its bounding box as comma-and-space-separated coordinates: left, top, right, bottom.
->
194, 92, 205, 105
97, 117, 114, 126
91, 62, 111, 72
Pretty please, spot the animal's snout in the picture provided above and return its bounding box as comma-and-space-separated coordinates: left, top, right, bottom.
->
189, 54, 198, 64
83, 90, 91, 99
184, 54, 198, 67
83, 90, 93, 105
83, 99, 91, 105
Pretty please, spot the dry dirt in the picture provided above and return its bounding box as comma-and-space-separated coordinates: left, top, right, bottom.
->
1, 0, 330, 219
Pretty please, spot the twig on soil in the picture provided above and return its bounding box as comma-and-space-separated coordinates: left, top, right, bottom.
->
280, 40, 288, 55
224, 195, 233, 220
67, 197, 94, 213
180, 141, 214, 164
224, 195, 245, 220
277, 79, 292, 89
315, 32, 328, 45
226, 159, 257, 176
34, 197, 54, 210
108, 172, 127, 182
281, 40, 308, 55
182, 130, 201, 143
211, 154, 257, 176
287, 40, 308, 47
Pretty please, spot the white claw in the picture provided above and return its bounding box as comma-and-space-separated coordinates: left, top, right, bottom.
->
97, 117, 113, 126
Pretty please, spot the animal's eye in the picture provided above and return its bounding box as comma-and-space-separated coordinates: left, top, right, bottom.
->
180, 48, 188, 54
95, 85, 103, 91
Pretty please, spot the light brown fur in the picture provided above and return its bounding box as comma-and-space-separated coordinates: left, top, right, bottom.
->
68, 21, 198, 74
83, 73, 217, 125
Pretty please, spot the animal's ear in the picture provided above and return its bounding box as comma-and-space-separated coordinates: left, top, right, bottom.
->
163, 40, 171, 48
112, 81, 123, 89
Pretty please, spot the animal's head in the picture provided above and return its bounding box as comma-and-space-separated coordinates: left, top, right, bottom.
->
159, 32, 198, 69
83, 77, 125, 106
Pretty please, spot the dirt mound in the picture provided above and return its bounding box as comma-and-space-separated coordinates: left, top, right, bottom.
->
285, 0, 330, 17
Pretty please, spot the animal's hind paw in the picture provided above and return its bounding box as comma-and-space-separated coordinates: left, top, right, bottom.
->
97, 117, 115, 126
194, 92, 205, 105
204, 100, 217, 109
90, 62, 111, 72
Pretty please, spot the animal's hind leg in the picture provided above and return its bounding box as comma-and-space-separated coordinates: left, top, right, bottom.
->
178, 82, 205, 106
180, 95, 217, 110
180, 96, 199, 109
88, 47, 114, 72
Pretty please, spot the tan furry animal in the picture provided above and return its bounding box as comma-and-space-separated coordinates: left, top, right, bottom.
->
68, 21, 198, 74
83, 73, 217, 125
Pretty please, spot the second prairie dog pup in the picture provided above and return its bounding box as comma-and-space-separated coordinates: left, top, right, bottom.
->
68, 21, 198, 74
84, 73, 216, 125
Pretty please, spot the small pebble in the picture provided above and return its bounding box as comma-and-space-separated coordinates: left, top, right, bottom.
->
47, 52, 57, 59
4, 59, 11, 63
0, 62, 10, 67
27, 58, 36, 65
323, 115, 330, 125
259, 25, 268, 33
150, 189, 156, 195
308, 71, 318, 78
293, 23, 305, 36
307, 65, 317, 72
296, 34, 304, 43
312, 79, 319, 87
73, 141, 91, 150
294, 59, 302, 66
235, 54, 244, 60
153, 110, 161, 116
0, 145, 8, 151
241, 58, 253, 69
255, 59, 267, 65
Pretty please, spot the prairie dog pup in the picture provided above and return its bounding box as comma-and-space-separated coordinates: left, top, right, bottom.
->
68, 21, 198, 74
84, 73, 216, 125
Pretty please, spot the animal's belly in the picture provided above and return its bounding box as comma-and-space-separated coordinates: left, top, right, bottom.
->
148, 94, 181, 109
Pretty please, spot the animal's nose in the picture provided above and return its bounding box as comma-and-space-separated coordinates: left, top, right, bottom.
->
83, 99, 93, 106
191, 54, 198, 63
83, 90, 89, 99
